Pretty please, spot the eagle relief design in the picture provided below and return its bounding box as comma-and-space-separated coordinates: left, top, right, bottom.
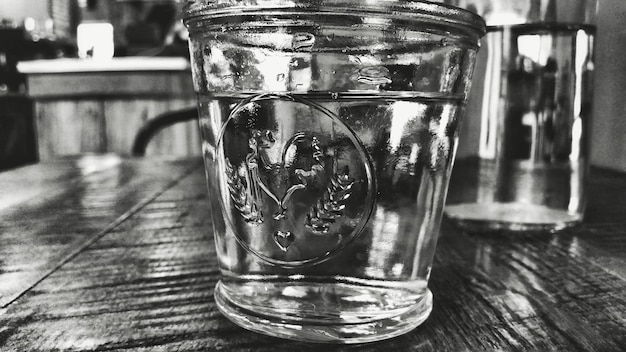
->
217, 94, 375, 266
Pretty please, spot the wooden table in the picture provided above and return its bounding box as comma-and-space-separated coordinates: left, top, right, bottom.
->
0, 156, 624, 351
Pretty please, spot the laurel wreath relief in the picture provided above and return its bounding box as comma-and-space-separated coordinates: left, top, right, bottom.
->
224, 129, 354, 250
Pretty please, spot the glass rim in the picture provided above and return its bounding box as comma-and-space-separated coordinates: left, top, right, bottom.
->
183, 0, 486, 38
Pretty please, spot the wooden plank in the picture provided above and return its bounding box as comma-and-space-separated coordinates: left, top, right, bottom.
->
0, 164, 624, 351
25, 71, 195, 99
0, 155, 121, 213
35, 97, 199, 159
79, 101, 107, 153
25, 67, 198, 159
103, 100, 151, 156
104, 98, 198, 157
35, 100, 106, 159
0, 156, 202, 308
145, 104, 201, 158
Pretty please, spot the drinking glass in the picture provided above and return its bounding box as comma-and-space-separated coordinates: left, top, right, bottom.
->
184, 0, 484, 343
444, 0, 597, 232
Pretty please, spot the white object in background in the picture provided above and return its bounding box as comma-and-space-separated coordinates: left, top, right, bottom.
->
16, 57, 190, 74
77, 22, 114, 60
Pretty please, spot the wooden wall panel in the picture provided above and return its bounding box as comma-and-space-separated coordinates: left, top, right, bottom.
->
104, 99, 153, 156
78, 100, 107, 152
143, 99, 200, 157
104, 98, 198, 156
26, 71, 195, 98
35, 100, 106, 159
24, 69, 199, 159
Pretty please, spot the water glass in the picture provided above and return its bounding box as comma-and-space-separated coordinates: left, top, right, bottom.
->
445, 0, 597, 232
184, 0, 484, 343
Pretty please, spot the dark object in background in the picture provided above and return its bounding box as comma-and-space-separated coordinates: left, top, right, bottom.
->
0, 28, 27, 93
1, 26, 72, 92
131, 107, 197, 156
0, 95, 37, 171
122, 1, 188, 58
146, 3, 177, 42
124, 1, 161, 55
0, 27, 41, 171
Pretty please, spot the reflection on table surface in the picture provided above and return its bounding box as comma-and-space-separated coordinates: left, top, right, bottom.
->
0, 155, 624, 351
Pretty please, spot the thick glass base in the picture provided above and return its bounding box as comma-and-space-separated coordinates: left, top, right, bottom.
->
445, 202, 582, 232
214, 280, 433, 344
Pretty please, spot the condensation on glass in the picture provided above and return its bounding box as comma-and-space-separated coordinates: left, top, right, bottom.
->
444, 0, 597, 232
184, 0, 485, 344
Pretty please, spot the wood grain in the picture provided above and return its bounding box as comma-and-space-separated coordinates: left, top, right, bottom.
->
103, 98, 199, 157
35, 100, 105, 158
0, 157, 624, 351
25, 71, 194, 99
33, 98, 198, 159
24, 70, 199, 159
0, 156, 202, 308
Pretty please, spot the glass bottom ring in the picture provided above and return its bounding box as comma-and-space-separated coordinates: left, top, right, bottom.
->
214, 280, 433, 344
445, 202, 582, 233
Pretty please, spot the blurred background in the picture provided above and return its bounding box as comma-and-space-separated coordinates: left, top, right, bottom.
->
0, 0, 187, 62
0, 0, 625, 173
0, 0, 194, 171
451, 0, 626, 176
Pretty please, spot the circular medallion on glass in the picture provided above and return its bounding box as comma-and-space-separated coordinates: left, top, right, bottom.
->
217, 93, 376, 266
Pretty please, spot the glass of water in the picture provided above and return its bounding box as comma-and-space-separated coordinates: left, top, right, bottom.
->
184, 0, 484, 343
445, 0, 597, 232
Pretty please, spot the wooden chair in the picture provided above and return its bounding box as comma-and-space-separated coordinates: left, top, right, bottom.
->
131, 107, 198, 156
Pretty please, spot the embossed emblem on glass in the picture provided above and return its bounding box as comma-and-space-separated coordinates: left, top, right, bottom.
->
217, 93, 375, 266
